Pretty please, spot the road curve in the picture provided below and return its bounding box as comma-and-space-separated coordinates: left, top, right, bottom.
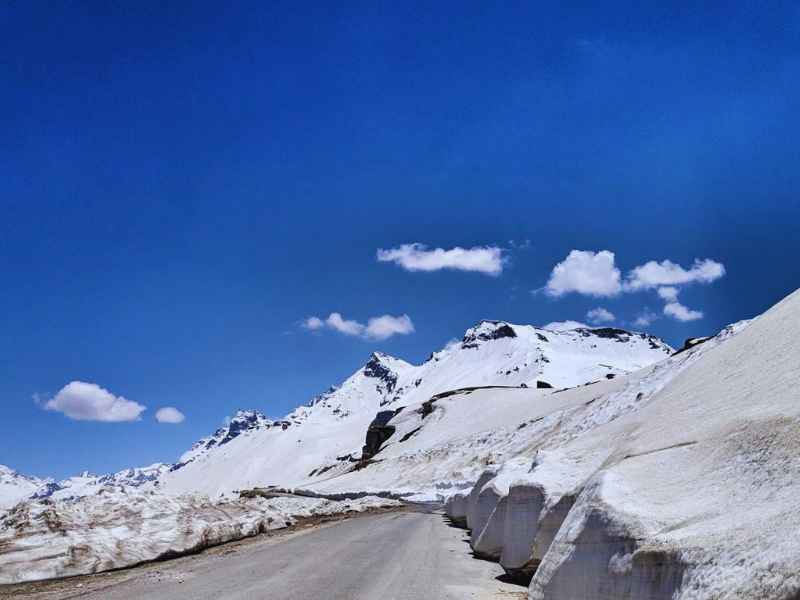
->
6, 510, 525, 600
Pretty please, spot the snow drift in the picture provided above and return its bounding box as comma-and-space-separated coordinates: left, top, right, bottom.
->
0, 491, 399, 584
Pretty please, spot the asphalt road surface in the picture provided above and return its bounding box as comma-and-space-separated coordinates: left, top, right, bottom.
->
5, 510, 525, 600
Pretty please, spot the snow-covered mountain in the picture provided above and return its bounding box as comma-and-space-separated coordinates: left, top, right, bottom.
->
0, 465, 46, 510
0, 463, 170, 509
158, 320, 672, 497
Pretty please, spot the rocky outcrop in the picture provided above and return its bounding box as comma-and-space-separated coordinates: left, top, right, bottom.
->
361, 408, 404, 460
462, 320, 517, 349
363, 352, 400, 394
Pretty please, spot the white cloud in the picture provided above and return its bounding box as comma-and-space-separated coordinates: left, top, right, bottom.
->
303, 316, 324, 330
155, 406, 185, 424
303, 312, 415, 340
586, 307, 615, 324
633, 308, 659, 328
325, 312, 366, 337
657, 286, 680, 301
664, 301, 703, 322
43, 381, 145, 422
625, 259, 725, 291
377, 243, 505, 276
364, 314, 415, 340
544, 250, 622, 297
543, 320, 589, 331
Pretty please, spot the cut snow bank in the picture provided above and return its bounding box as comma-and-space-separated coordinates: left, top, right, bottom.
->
0, 491, 399, 584
450, 289, 800, 599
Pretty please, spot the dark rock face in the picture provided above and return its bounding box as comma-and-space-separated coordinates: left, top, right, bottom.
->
185, 410, 273, 460
575, 327, 671, 352
672, 336, 712, 356
361, 407, 404, 460
363, 353, 399, 394
30, 481, 62, 500
576, 327, 632, 341
217, 411, 271, 446
462, 321, 518, 349
537, 380, 554, 389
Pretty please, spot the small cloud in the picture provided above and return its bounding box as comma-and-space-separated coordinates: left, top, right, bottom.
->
42, 381, 145, 422
625, 259, 725, 291
633, 308, 660, 328
663, 301, 703, 322
302, 316, 324, 331
509, 239, 532, 250
302, 312, 415, 341
325, 312, 365, 337
543, 320, 590, 331
155, 407, 185, 424
377, 243, 505, 276
586, 307, 615, 324
544, 250, 622, 298
364, 314, 415, 340
656, 286, 680, 302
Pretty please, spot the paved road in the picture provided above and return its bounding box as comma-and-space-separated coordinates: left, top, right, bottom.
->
7, 510, 525, 600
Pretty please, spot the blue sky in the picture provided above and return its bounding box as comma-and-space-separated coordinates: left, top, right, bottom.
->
2, 2, 799, 479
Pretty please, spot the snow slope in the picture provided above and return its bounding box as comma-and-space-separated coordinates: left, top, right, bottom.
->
158, 321, 671, 498
444, 289, 800, 599
0, 466, 45, 510
0, 463, 172, 510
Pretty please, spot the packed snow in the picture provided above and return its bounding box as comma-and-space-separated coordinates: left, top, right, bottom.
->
0, 466, 45, 511
0, 491, 399, 584
447, 290, 800, 598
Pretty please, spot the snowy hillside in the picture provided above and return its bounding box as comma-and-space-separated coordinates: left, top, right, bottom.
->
0, 466, 45, 510
158, 320, 672, 497
443, 289, 800, 599
0, 463, 170, 509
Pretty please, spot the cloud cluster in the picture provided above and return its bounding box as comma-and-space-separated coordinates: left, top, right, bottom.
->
542, 250, 725, 323
304, 312, 415, 340
377, 243, 505, 276
42, 381, 146, 422
155, 406, 186, 424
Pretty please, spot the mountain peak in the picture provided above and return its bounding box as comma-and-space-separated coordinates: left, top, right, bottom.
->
462, 320, 517, 349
